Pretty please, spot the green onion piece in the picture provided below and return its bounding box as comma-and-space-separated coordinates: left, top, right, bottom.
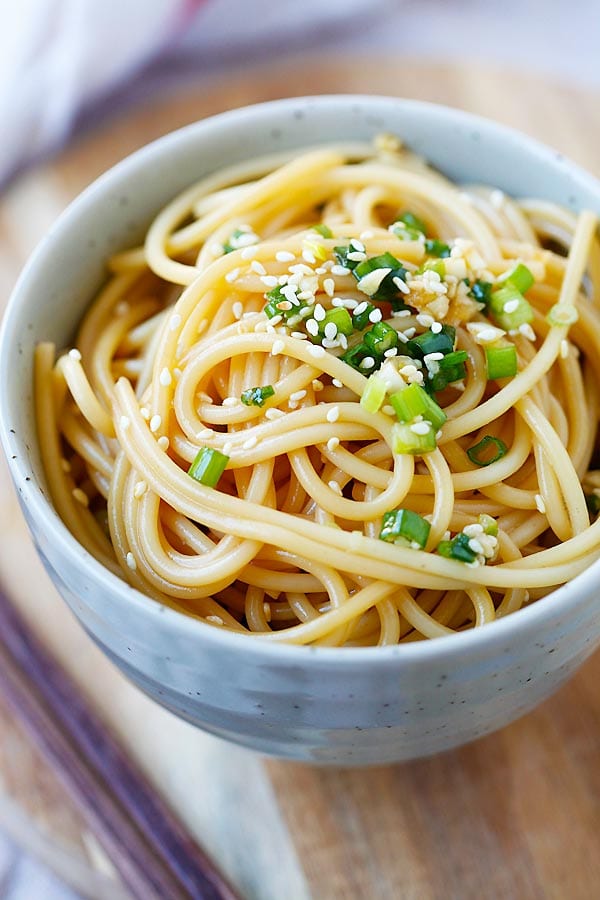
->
240, 385, 275, 407
478, 513, 498, 536
390, 223, 422, 241
363, 321, 399, 356
352, 301, 378, 330
311, 224, 332, 238
353, 253, 409, 306
498, 262, 534, 294
419, 259, 446, 278
389, 383, 447, 431
468, 280, 493, 305
391, 421, 437, 455
488, 284, 533, 330
427, 350, 468, 392
188, 446, 229, 487
546, 303, 578, 326
437, 532, 478, 563
223, 228, 250, 253
585, 493, 600, 515
263, 286, 306, 321
360, 374, 387, 413
397, 212, 427, 234
485, 343, 517, 379
341, 342, 376, 373
405, 324, 456, 359
334, 245, 360, 271
320, 307, 354, 337
379, 508, 431, 548
303, 239, 327, 261
425, 238, 451, 258
466, 435, 508, 466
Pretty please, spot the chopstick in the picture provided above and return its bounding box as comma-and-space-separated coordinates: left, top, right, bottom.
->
0, 582, 242, 900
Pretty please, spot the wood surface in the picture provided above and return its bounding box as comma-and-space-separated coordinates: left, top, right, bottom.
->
1, 58, 600, 900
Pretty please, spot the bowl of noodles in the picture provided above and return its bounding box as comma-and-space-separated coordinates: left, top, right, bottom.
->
2, 96, 600, 764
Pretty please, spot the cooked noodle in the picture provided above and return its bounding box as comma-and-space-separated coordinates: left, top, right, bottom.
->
35, 137, 600, 646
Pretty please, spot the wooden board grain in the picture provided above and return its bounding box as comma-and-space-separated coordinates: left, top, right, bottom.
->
1, 58, 600, 900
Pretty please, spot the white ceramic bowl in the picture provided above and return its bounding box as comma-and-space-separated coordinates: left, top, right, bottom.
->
2, 96, 600, 765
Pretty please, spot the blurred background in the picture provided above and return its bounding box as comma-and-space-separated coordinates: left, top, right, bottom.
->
0, 1, 599, 898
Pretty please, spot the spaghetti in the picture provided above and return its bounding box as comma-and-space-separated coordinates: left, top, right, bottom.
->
35, 137, 600, 646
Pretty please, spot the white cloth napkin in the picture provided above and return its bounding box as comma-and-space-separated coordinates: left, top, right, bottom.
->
0, 0, 379, 185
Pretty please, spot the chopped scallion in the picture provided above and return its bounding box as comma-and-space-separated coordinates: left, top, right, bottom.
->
311, 224, 332, 238
397, 212, 427, 234
546, 303, 578, 327
334, 245, 360, 271
188, 447, 229, 487
478, 513, 498, 536
466, 435, 508, 466
360, 374, 387, 413
241, 385, 275, 407
428, 350, 468, 392
391, 421, 437, 455
223, 228, 250, 253
379, 508, 431, 548
468, 280, 493, 305
363, 321, 399, 356
498, 262, 534, 294
405, 324, 456, 359
352, 301, 378, 330
437, 532, 478, 563
320, 307, 354, 337
264, 286, 305, 321
485, 342, 517, 379
425, 238, 451, 258
353, 252, 409, 306
389, 382, 447, 431
489, 284, 533, 330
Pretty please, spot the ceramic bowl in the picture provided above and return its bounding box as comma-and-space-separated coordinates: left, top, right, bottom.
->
2, 96, 600, 765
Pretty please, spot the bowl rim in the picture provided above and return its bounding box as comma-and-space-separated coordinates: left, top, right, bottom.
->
2, 93, 600, 667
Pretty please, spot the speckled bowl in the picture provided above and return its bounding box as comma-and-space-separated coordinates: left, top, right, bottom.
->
2, 96, 600, 765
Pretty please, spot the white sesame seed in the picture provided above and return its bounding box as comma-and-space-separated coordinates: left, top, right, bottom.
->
290, 390, 307, 403
350, 238, 365, 252
119, 415, 130, 430
416, 314, 434, 328
369, 308, 383, 323
309, 345, 326, 358
126, 552, 137, 571
503, 298, 520, 314
312, 379, 324, 391
326, 406, 340, 423
68, 348, 81, 361
393, 276, 410, 294
265, 408, 285, 420
519, 323, 536, 341
328, 480, 342, 495
196, 428, 214, 440
324, 322, 338, 340
393, 309, 412, 318
424, 352, 444, 362
271, 339, 285, 356
332, 378, 343, 388
222, 397, 238, 407
222, 440, 234, 455
305, 318, 319, 336
359, 356, 375, 369
359, 230, 374, 241
140, 407, 150, 420
324, 278, 335, 297
209, 241, 224, 256
468, 538, 485, 555
404, 327, 416, 339
290, 331, 308, 340
157, 436, 169, 451
410, 422, 431, 436
331, 264, 350, 276
72, 487, 88, 507
276, 250, 295, 262
149, 415, 162, 433
347, 251, 367, 263
159, 367, 172, 387
260, 275, 278, 288
240, 246, 257, 260
535, 493, 546, 514
384, 347, 398, 358
297, 290, 315, 302
169, 314, 182, 331
490, 189, 506, 209
430, 322, 442, 334
206, 614, 224, 626
242, 435, 258, 450
313, 303, 326, 322
134, 480, 147, 498
251, 260, 267, 275
560, 339, 569, 358
302, 249, 317, 264
327, 437, 340, 451
463, 524, 485, 537
232, 301, 244, 320
382, 404, 395, 416
225, 268, 240, 283
315, 266, 327, 275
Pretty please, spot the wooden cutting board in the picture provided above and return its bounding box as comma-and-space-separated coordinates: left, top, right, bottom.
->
1, 58, 600, 900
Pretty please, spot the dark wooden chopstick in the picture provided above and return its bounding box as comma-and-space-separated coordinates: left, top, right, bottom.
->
0, 582, 242, 900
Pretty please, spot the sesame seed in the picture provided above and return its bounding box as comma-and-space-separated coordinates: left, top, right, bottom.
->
260, 275, 278, 288
240, 246, 257, 260
535, 493, 546, 514
424, 352, 444, 362
232, 301, 244, 320
350, 238, 365, 252
359, 356, 375, 369
410, 422, 431, 435
297, 290, 315, 302
306, 318, 319, 336
209, 241, 224, 256
140, 407, 150, 420
222, 397, 238, 407
503, 298, 520, 314
393, 309, 412, 318
302, 249, 317, 264
265, 408, 285, 420
196, 428, 213, 439
251, 260, 267, 275
468, 538, 485, 554
206, 615, 224, 625
149, 415, 162, 433
72, 487, 88, 507
384, 348, 398, 358
327, 437, 340, 451
324, 322, 338, 340
119, 415, 130, 430
354, 302, 369, 317
126, 552, 137, 571
313, 303, 326, 322
477, 327, 504, 344
268, 314, 283, 326
326, 406, 340, 423
242, 435, 258, 450
290, 390, 307, 403
315, 267, 327, 275
324, 278, 335, 297
157, 436, 169, 451
416, 314, 434, 328
159, 367, 172, 387
332, 378, 343, 388
309, 345, 326, 358
368, 307, 383, 324
68, 348, 82, 361
331, 264, 350, 276
463, 524, 484, 537
519, 323, 536, 341
222, 440, 233, 455
312, 379, 324, 391
225, 268, 240, 283
271, 339, 285, 356
400, 364, 418, 376
404, 328, 416, 339
169, 314, 182, 332
560, 339, 569, 358
276, 250, 295, 262
328, 480, 342, 495
490, 189, 505, 209
382, 405, 395, 416
359, 230, 374, 240
393, 276, 410, 294
134, 480, 147, 498
430, 322, 442, 334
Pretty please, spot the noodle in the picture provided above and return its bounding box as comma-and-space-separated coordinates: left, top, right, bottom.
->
35, 138, 600, 646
